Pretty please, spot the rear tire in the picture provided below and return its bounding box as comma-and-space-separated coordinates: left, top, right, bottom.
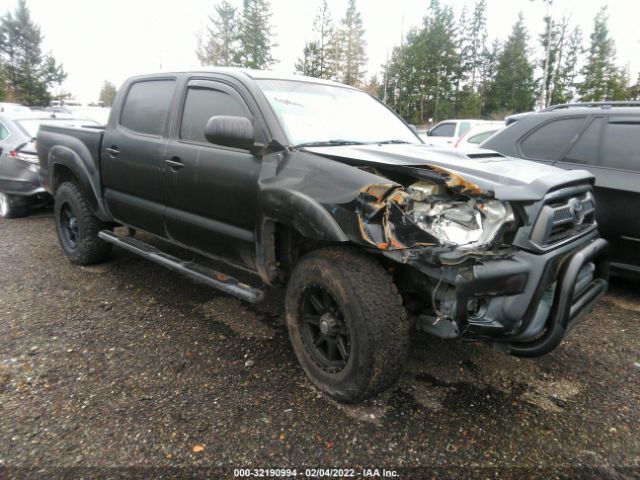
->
285, 247, 409, 403
0, 192, 28, 219
54, 182, 111, 265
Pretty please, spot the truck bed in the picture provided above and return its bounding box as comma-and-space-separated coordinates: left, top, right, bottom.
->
36, 124, 105, 194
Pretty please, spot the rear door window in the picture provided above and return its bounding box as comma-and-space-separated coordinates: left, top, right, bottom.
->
431, 122, 455, 137
0, 122, 9, 140
468, 130, 495, 144
562, 117, 603, 165
180, 86, 250, 143
120, 79, 176, 136
519, 117, 586, 160
458, 121, 472, 136
600, 118, 640, 171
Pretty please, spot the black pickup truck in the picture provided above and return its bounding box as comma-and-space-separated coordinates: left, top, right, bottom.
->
37, 69, 609, 402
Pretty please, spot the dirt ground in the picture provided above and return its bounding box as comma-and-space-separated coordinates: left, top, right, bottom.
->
1, 211, 638, 479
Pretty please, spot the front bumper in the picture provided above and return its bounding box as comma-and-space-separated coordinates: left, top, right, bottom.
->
406, 230, 609, 357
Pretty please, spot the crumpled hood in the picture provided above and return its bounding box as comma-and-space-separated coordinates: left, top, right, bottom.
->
304, 144, 594, 201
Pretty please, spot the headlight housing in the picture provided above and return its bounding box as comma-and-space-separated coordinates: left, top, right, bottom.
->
409, 183, 514, 249
356, 181, 515, 252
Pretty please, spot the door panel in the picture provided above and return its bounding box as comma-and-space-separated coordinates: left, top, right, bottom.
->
163, 80, 261, 266
101, 79, 176, 236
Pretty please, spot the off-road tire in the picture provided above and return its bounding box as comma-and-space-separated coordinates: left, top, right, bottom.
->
285, 246, 409, 403
0, 192, 28, 219
54, 182, 111, 265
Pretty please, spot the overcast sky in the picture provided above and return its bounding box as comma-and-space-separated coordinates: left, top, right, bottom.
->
3, 0, 639, 102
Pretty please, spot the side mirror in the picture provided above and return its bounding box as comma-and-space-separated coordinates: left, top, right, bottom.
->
426, 129, 432, 136
408, 124, 418, 134
204, 115, 255, 151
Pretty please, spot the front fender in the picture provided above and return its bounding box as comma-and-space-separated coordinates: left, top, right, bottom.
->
259, 187, 349, 242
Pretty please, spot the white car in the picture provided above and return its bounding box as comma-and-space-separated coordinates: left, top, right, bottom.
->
454, 123, 504, 149
0, 102, 32, 114
419, 119, 502, 147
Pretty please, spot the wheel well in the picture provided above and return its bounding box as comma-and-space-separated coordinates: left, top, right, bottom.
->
52, 164, 77, 192
270, 222, 345, 284
51, 164, 99, 213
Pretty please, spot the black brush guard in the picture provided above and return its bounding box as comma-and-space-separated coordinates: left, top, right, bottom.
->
508, 238, 609, 357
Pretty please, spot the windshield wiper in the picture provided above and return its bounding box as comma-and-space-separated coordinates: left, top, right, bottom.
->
374, 139, 412, 144
295, 140, 365, 148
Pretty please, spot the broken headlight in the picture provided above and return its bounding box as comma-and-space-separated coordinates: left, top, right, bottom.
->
409, 183, 514, 249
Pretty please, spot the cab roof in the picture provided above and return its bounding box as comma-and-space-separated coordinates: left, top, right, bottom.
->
128, 67, 355, 89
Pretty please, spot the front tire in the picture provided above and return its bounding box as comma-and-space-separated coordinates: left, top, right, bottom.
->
54, 182, 111, 265
285, 247, 409, 403
0, 192, 28, 219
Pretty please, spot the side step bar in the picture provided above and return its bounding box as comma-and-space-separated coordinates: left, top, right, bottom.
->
98, 230, 264, 304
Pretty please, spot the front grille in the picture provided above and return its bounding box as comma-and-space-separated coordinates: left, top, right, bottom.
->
530, 188, 596, 248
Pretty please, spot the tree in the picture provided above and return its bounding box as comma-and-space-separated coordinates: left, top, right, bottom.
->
628, 73, 640, 100
197, 1, 240, 67
536, 0, 553, 109
578, 7, 622, 101
478, 39, 501, 116
453, 0, 488, 117
467, 0, 488, 91
314, 0, 335, 79
549, 24, 582, 105
236, 0, 277, 69
295, 0, 336, 79
381, 0, 458, 123
294, 41, 322, 77
485, 13, 535, 115
0, 0, 66, 106
99, 80, 117, 107
335, 0, 367, 86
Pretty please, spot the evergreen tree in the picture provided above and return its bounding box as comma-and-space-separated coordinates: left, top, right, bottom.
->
0, 0, 66, 106
314, 0, 335, 79
98, 80, 117, 107
628, 73, 640, 100
295, 0, 335, 79
453, 0, 488, 117
549, 24, 582, 105
236, 0, 277, 69
478, 40, 501, 116
294, 41, 322, 77
578, 7, 621, 101
335, 0, 367, 86
467, 0, 488, 91
485, 13, 535, 115
415, 0, 458, 121
536, 0, 554, 109
382, 0, 458, 123
197, 1, 240, 67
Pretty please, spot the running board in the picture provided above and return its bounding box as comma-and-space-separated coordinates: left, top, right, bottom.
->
98, 230, 264, 304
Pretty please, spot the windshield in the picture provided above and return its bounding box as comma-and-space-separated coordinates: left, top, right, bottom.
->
257, 79, 420, 146
15, 117, 100, 138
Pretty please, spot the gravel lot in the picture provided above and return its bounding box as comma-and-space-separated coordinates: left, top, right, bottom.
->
1, 211, 639, 479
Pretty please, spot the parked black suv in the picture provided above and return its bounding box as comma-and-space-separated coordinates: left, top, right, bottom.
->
483, 102, 640, 278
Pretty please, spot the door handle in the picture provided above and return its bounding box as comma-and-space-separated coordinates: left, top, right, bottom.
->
165, 157, 184, 170
106, 146, 120, 157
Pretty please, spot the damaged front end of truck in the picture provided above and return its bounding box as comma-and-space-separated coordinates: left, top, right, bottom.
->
348, 158, 609, 357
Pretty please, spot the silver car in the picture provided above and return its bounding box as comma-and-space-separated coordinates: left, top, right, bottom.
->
0, 112, 100, 218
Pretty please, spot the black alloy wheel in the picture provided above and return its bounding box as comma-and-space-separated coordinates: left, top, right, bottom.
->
59, 202, 79, 249
299, 285, 351, 373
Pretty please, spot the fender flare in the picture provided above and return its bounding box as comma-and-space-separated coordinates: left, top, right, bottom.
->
48, 145, 111, 221
255, 187, 349, 284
